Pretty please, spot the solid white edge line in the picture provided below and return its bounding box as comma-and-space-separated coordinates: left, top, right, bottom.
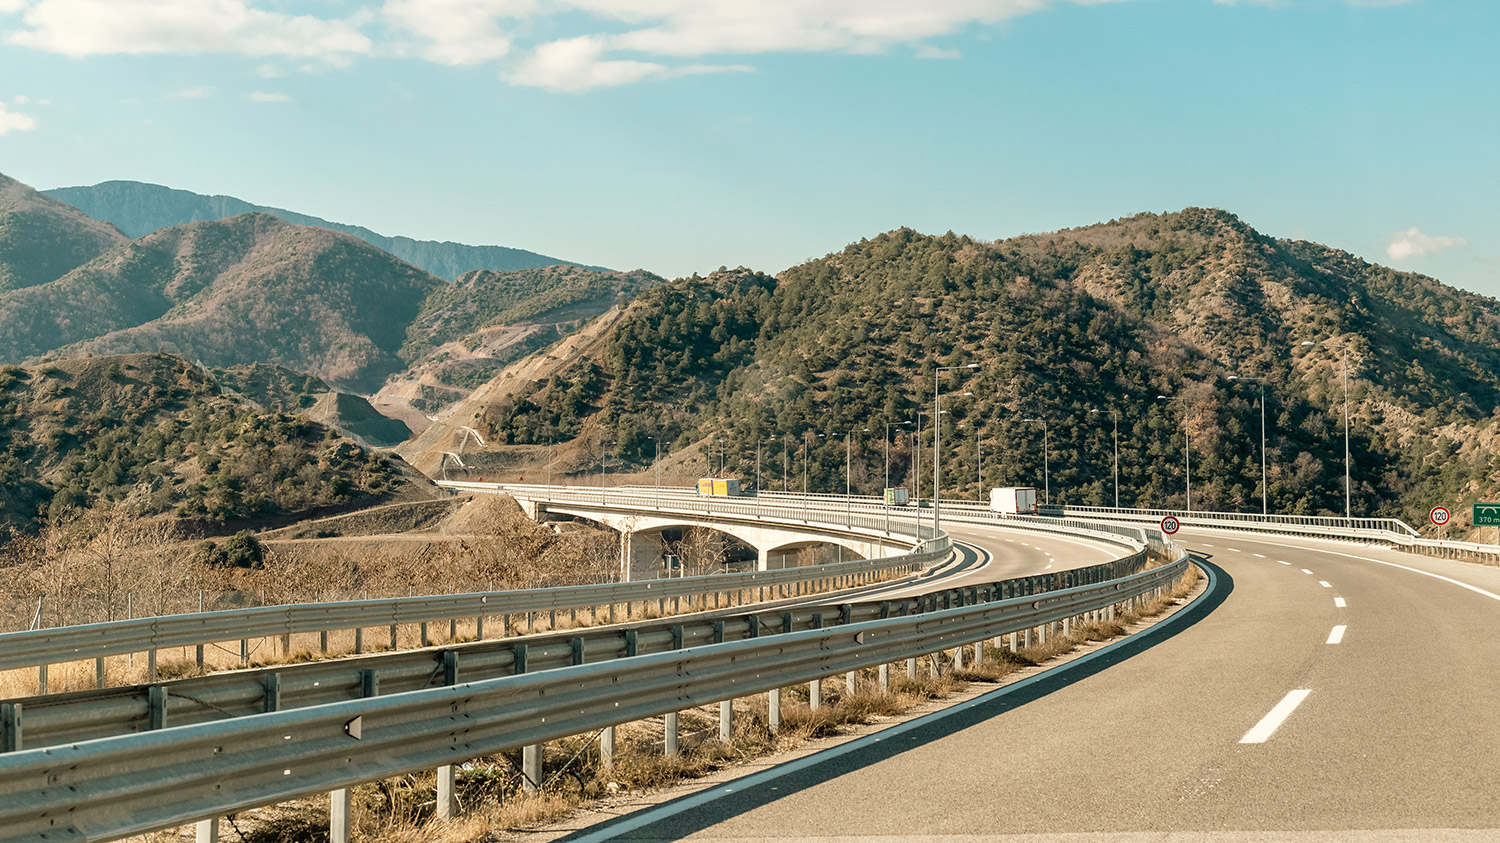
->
1240, 689, 1312, 744
1327, 625, 1347, 644
1334, 597, 1347, 608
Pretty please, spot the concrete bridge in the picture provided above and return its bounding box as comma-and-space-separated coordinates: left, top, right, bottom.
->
450, 483, 920, 581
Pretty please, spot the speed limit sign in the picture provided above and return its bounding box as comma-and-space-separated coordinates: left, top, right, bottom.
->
1430, 506, 1452, 527
1160, 515, 1181, 535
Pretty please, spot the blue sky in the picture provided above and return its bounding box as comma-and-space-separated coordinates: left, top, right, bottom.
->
2, 0, 1496, 296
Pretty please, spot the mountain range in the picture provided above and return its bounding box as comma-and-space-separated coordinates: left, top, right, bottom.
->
44, 179, 602, 280
0, 172, 655, 395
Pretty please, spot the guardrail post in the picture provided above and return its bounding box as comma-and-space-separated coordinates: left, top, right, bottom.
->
601, 725, 615, 768
148, 685, 167, 730
361, 669, 379, 698
952, 644, 964, 670
354, 627, 364, 654
664, 711, 680, 756
330, 788, 352, 843
720, 699, 733, 741
37, 664, 46, 695
878, 663, 890, 693
320, 630, 328, 654
196, 818, 219, 843
96, 656, 106, 689
240, 637, 249, 666
523, 743, 541, 793
769, 687, 782, 733
1, 702, 20, 752
906, 656, 918, 679
148, 647, 158, 683
389, 623, 398, 650
437, 764, 457, 818
280, 632, 291, 657
846, 670, 856, 695
973, 641, 983, 666
809, 676, 822, 711
264, 673, 282, 713
476, 613, 485, 639
420, 622, 430, 647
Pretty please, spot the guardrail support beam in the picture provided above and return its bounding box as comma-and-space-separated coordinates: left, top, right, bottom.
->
330, 789, 352, 843
720, 699, 733, 741
664, 712, 680, 757
809, 678, 821, 711
523, 743, 541, 792
601, 725, 615, 768
437, 763, 456, 818
768, 688, 781, 733
196, 817, 219, 843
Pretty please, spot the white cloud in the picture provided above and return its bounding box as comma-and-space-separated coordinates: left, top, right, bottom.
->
166, 86, 216, 99
0, 0, 26, 12
249, 90, 290, 102
0, 102, 37, 135
507, 35, 670, 91
1386, 227, 1469, 261
8, 0, 372, 63
382, 0, 532, 65
12, 94, 27, 104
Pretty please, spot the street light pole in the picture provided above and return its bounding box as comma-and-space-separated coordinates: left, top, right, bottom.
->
934, 363, 979, 536
1022, 417, 1049, 505
1228, 375, 1268, 515
1156, 395, 1189, 512
1090, 408, 1120, 507
1299, 340, 1352, 519
599, 439, 615, 504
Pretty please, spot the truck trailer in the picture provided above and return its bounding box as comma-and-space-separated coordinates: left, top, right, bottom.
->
989, 486, 1038, 515
696, 478, 743, 496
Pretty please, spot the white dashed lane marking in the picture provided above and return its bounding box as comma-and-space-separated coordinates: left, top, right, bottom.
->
1334, 597, 1347, 608
1327, 625, 1347, 644
1319, 581, 1332, 588
1301, 569, 1314, 575
1241, 690, 1312, 744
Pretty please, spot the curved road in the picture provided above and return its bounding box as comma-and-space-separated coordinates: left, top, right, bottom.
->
560, 528, 1500, 841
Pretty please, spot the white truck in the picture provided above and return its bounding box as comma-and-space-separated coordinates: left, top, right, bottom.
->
989, 486, 1038, 515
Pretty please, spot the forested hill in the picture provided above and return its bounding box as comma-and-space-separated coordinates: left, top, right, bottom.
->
477, 208, 1500, 531
0, 354, 426, 536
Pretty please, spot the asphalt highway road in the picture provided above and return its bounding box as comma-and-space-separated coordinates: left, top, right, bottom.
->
561, 529, 1500, 842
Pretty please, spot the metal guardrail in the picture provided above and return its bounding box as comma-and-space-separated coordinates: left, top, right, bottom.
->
0, 551, 1188, 842
1, 549, 1147, 752
0, 542, 944, 681
1039, 503, 1420, 538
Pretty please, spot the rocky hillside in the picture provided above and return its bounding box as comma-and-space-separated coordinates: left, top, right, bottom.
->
45, 179, 600, 280
0, 211, 442, 391
442, 209, 1500, 532
0, 173, 126, 292
0, 353, 433, 536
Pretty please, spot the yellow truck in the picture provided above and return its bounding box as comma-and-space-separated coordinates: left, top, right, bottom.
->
696, 478, 743, 496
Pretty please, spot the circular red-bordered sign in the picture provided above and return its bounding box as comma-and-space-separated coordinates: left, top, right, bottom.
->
1430, 506, 1452, 527
1160, 515, 1181, 535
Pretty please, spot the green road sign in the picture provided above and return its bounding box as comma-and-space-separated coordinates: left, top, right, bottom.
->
1474, 503, 1500, 526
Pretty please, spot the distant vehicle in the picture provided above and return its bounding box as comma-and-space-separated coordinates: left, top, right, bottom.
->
696, 477, 744, 496
884, 487, 909, 505
990, 486, 1039, 515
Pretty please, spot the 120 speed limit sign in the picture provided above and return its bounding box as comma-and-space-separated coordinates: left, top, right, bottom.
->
1430, 506, 1451, 527
1160, 515, 1181, 535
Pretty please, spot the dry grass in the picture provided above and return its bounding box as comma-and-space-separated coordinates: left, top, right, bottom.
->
121, 565, 1202, 843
